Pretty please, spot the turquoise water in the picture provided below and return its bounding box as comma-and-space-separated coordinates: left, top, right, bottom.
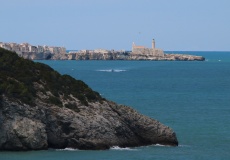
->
1, 51, 230, 160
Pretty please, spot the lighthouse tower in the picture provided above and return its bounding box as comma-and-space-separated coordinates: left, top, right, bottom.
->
152, 39, 155, 49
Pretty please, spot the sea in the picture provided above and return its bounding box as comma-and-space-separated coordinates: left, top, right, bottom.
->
1, 51, 230, 160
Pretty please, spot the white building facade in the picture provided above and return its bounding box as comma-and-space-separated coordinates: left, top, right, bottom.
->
0, 42, 66, 55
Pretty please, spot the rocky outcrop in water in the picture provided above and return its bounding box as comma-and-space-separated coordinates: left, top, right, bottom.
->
0, 48, 178, 151
163, 54, 205, 61
67, 52, 205, 61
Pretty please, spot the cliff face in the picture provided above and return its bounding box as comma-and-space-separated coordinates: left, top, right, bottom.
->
0, 97, 178, 150
163, 54, 205, 61
68, 52, 205, 61
18, 51, 205, 61
19, 52, 68, 60
0, 48, 178, 151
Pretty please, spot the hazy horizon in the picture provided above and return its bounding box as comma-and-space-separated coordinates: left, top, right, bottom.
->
1, 0, 230, 51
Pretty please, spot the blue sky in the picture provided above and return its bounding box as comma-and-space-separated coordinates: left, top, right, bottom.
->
1, 0, 230, 51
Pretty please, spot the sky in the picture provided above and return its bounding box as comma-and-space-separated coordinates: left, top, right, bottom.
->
0, 0, 230, 51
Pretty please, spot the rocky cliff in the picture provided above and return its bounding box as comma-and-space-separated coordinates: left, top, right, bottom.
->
19, 51, 205, 61
66, 52, 205, 61
0, 48, 178, 151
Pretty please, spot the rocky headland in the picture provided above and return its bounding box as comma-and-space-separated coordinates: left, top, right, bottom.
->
0, 48, 178, 151
0, 41, 205, 61
20, 51, 205, 61
66, 51, 205, 61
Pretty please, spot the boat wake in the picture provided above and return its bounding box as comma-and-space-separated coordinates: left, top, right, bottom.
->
96, 69, 127, 72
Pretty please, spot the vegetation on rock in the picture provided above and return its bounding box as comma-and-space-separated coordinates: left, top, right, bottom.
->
0, 47, 103, 108
0, 47, 178, 151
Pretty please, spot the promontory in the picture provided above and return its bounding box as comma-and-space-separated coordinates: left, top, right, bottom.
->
0, 40, 205, 61
0, 47, 178, 151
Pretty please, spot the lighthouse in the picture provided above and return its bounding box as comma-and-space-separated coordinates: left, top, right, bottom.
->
152, 39, 155, 49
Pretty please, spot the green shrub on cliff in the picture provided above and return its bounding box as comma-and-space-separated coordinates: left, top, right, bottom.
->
0, 47, 103, 108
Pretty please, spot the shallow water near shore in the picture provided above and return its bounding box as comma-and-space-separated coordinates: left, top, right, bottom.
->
1, 51, 230, 160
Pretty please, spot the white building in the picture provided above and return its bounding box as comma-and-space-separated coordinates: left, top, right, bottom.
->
37, 45, 44, 53
59, 47, 66, 54
0, 43, 11, 50
29, 45, 38, 52
20, 43, 30, 52
94, 49, 109, 54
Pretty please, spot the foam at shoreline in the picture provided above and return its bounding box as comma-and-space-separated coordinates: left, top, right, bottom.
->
56, 148, 79, 151
110, 146, 138, 151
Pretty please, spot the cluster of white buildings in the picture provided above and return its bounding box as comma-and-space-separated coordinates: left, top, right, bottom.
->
69, 49, 126, 55
132, 39, 164, 57
0, 42, 66, 55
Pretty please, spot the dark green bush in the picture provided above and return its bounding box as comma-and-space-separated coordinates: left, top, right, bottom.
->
0, 47, 103, 109
65, 103, 80, 112
47, 96, 62, 107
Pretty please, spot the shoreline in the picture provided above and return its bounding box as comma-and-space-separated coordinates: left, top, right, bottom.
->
0, 41, 205, 61
19, 51, 205, 61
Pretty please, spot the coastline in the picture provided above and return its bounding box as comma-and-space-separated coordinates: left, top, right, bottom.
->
17, 51, 205, 61
0, 41, 205, 61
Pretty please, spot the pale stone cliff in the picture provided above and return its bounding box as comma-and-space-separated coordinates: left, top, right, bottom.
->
67, 52, 205, 61
18, 51, 205, 61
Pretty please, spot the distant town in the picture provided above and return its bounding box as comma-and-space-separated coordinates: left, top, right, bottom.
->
0, 42, 66, 55
0, 40, 205, 61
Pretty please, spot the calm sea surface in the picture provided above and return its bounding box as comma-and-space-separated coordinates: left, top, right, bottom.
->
1, 51, 230, 160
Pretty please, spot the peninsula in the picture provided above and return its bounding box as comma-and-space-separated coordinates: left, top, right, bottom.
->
0, 47, 178, 151
0, 40, 205, 61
